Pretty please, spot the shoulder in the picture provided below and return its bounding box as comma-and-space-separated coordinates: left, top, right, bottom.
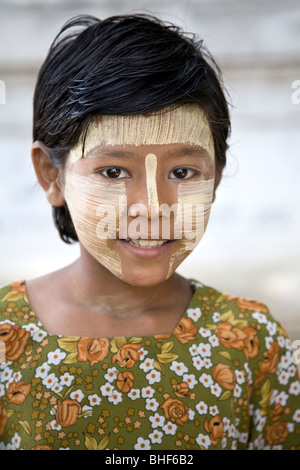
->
189, 280, 291, 362
190, 279, 284, 330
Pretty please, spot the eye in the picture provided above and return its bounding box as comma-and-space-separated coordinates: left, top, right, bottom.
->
169, 168, 197, 180
97, 167, 130, 179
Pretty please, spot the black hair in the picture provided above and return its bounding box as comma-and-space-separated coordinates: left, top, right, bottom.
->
33, 13, 231, 243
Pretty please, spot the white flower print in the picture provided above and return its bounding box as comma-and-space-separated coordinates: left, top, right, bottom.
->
42, 372, 58, 389
140, 357, 154, 372
182, 373, 197, 389
1, 366, 13, 382
59, 372, 74, 387
32, 328, 47, 343
12, 371, 22, 382
134, 437, 151, 450
141, 386, 155, 398
208, 334, 219, 348
51, 383, 63, 394
187, 307, 201, 321
108, 390, 122, 405
252, 312, 268, 324
278, 370, 290, 386
203, 358, 212, 369
0, 383, 5, 397
233, 384, 242, 398
292, 409, 300, 423
188, 344, 198, 356
163, 421, 177, 435
199, 327, 211, 338
23, 323, 40, 335
88, 394, 102, 406
275, 390, 289, 406
47, 348, 66, 365
197, 343, 211, 358
146, 369, 161, 384
149, 412, 165, 429
212, 312, 221, 322
289, 380, 300, 396
266, 321, 277, 336
148, 430, 163, 444
145, 397, 159, 412
50, 419, 61, 431
210, 383, 222, 398
11, 433, 21, 449
192, 356, 204, 371
209, 405, 219, 416
128, 388, 140, 400
70, 389, 84, 402
170, 361, 188, 376
235, 370, 245, 385
35, 362, 51, 379
196, 401, 208, 415
199, 373, 213, 388
196, 433, 211, 449
279, 351, 293, 370
100, 382, 114, 397
104, 367, 118, 383
137, 347, 148, 361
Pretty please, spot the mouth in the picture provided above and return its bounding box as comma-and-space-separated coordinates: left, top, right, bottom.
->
123, 239, 170, 248
118, 238, 174, 258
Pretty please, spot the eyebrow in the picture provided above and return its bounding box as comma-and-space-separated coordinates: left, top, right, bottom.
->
85, 144, 210, 159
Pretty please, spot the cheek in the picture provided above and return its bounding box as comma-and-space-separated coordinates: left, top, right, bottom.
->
64, 172, 126, 275
166, 178, 215, 278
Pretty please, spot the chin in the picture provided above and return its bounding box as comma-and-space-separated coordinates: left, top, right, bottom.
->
119, 265, 173, 288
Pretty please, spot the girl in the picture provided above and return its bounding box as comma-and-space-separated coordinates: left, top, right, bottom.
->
0, 14, 299, 450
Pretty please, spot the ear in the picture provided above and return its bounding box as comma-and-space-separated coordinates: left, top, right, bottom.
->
31, 141, 65, 207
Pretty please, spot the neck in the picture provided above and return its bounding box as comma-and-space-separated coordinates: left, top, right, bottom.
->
65, 245, 187, 321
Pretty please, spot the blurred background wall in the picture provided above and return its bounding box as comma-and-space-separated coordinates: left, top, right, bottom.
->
0, 0, 299, 340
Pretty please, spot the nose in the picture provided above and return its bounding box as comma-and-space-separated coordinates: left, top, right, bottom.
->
127, 153, 160, 219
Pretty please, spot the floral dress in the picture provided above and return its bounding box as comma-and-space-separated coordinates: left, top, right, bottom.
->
0, 279, 299, 450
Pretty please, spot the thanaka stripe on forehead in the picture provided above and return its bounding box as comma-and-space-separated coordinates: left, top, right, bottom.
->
145, 154, 159, 210
69, 105, 214, 164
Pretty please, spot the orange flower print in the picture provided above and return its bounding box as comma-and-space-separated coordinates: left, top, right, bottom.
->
56, 398, 81, 428
266, 421, 289, 445
254, 342, 279, 387
0, 402, 7, 437
243, 327, 259, 360
212, 364, 236, 391
216, 322, 247, 351
77, 337, 109, 365
30, 445, 54, 450
172, 381, 191, 398
225, 296, 268, 313
204, 415, 225, 446
10, 281, 26, 294
112, 343, 141, 368
172, 318, 197, 344
7, 380, 31, 404
116, 371, 135, 393
160, 397, 189, 426
0, 322, 30, 361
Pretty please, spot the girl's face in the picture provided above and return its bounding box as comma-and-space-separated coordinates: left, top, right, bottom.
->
63, 105, 217, 286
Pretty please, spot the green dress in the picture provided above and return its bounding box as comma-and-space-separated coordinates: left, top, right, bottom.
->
0, 280, 299, 450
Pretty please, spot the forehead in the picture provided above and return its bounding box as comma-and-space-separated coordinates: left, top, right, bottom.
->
69, 105, 214, 163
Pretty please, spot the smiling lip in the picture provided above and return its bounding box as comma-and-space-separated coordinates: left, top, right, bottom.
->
118, 239, 175, 259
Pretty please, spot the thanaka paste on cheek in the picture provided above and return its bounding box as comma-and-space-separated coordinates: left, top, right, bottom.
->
64, 171, 126, 277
